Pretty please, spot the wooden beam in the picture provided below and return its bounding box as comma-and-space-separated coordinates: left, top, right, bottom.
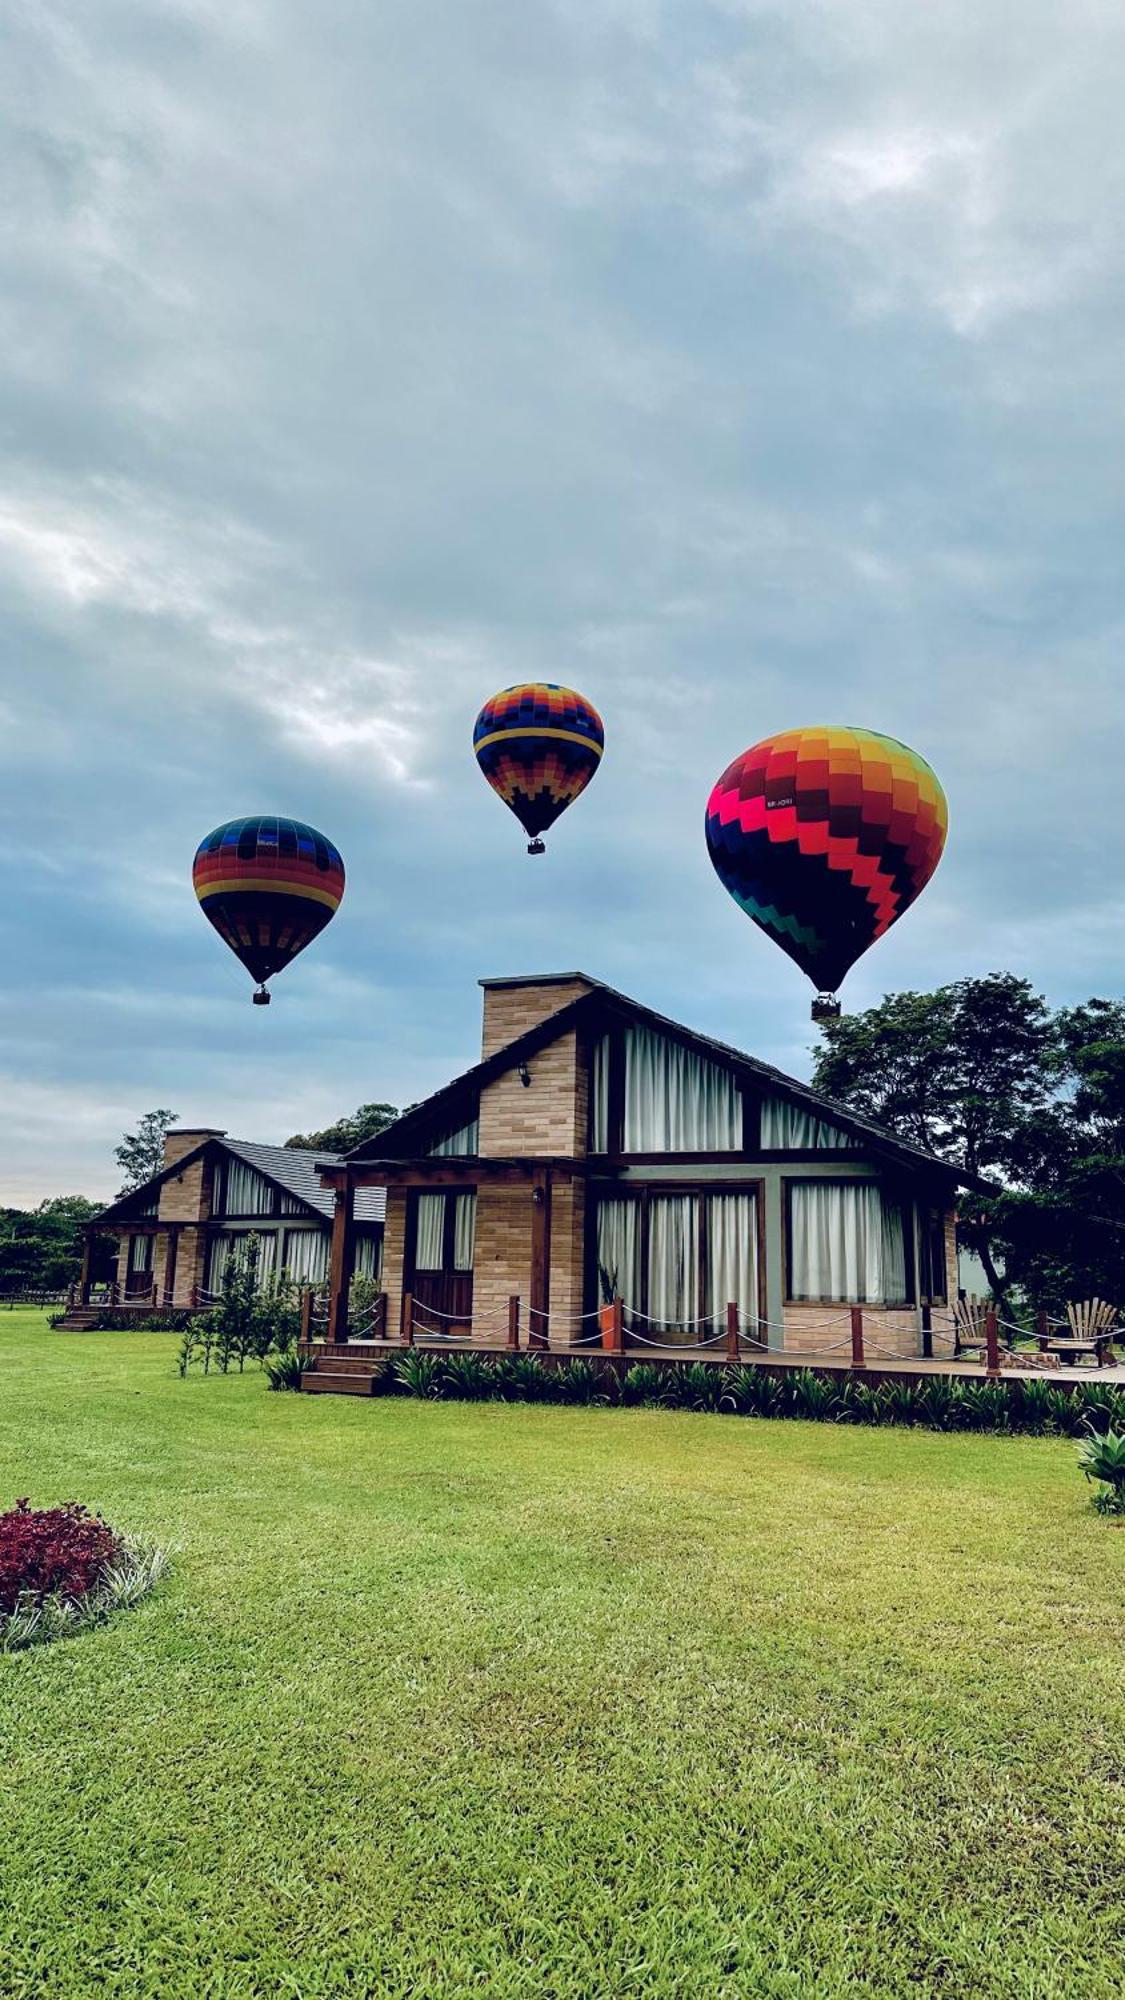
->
164, 1228, 179, 1310
326, 1180, 357, 1345
79, 1231, 94, 1306
529, 1172, 552, 1348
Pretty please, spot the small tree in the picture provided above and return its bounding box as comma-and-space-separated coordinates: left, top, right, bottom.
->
115, 1111, 179, 1195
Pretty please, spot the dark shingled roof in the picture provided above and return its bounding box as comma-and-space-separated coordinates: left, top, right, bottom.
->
96, 1138, 385, 1226
349, 973, 983, 1189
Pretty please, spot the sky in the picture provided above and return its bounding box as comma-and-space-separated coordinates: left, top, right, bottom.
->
2, 0, 1124, 1205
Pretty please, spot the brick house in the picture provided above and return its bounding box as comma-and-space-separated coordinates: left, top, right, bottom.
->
314, 973, 966, 1359
83, 1131, 384, 1310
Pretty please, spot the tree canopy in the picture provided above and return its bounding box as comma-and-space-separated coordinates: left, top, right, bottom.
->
813, 977, 1125, 1311
115, 1110, 179, 1194
0, 1197, 113, 1297
284, 1103, 400, 1154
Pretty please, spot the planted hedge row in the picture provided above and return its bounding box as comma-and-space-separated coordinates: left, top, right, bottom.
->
283, 1348, 1125, 1436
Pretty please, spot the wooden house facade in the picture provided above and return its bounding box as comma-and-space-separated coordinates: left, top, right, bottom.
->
317, 974, 964, 1359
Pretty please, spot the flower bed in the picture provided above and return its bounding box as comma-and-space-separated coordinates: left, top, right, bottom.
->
0, 1499, 171, 1653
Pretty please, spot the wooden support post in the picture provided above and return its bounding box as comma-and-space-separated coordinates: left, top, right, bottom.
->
726, 1301, 740, 1363
164, 1228, 179, 1310
326, 1180, 357, 1347
850, 1305, 865, 1370
507, 1296, 520, 1350
1036, 1307, 1049, 1353
985, 1308, 1000, 1379
529, 1173, 552, 1350
79, 1232, 93, 1307
401, 1292, 414, 1346
299, 1288, 313, 1351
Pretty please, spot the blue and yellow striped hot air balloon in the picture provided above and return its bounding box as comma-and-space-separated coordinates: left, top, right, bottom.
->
192, 815, 346, 1004
474, 683, 604, 853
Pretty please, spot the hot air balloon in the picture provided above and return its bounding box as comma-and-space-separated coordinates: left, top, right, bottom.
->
705, 727, 948, 1020
192, 816, 346, 1005
474, 683, 604, 853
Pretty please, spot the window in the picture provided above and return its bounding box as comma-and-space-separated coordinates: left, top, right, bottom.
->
917, 1207, 949, 1305
216, 1160, 276, 1217
206, 1230, 279, 1293
760, 1099, 853, 1150
786, 1183, 910, 1306
595, 1189, 759, 1334
280, 1230, 329, 1284
354, 1232, 383, 1282
129, 1234, 153, 1273
590, 1027, 742, 1153
429, 1113, 480, 1157
412, 1192, 476, 1273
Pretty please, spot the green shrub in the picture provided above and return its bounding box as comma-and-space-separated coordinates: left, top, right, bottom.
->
551, 1360, 610, 1407
847, 1381, 886, 1425
622, 1363, 670, 1407
1074, 1384, 1125, 1436
679, 1363, 724, 1413
438, 1353, 500, 1402
788, 1368, 842, 1422
957, 1381, 1011, 1432
878, 1381, 921, 1428
500, 1355, 555, 1403
393, 1351, 441, 1398
913, 1378, 966, 1431
1077, 1427, 1125, 1514
264, 1346, 308, 1392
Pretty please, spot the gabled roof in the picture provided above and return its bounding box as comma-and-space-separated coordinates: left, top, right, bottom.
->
348, 973, 978, 1188
96, 1137, 386, 1226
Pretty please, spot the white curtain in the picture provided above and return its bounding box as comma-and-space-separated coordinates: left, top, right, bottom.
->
206, 1230, 278, 1292
430, 1117, 479, 1157
760, 1099, 852, 1150
591, 1036, 611, 1150
705, 1194, 758, 1331
278, 1191, 309, 1215
219, 1160, 275, 1216
453, 1194, 476, 1272
281, 1230, 328, 1284
354, 1233, 383, 1281
596, 1199, 641, 1307
623, 1028, 741, 1152
415, 1194, 446, 1270
647, 1195, 700, 1329
129, 1234, 153, 1273
788, 1183, 908, 1305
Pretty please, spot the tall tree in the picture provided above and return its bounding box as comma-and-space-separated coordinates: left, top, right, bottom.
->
284, 1103, 399, 1154
114, 1110, 179, 1194
0, 1197, 112, 1295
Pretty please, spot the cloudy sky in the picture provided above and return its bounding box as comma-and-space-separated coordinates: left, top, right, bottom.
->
2, 0, 1124, 1204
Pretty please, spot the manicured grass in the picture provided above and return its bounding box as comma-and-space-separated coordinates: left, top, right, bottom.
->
2, 1312, 1124, 1998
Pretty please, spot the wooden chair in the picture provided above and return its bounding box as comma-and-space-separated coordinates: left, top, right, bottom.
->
953, 1297, 990, 1360
1037, 1299, 1120, 1368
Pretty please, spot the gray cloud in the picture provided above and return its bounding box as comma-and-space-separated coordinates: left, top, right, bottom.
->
2, 0, 1123, 1200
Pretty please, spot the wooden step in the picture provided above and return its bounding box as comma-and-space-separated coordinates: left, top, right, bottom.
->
301, 1370, 377, 1396
54, 1313, 104, 1331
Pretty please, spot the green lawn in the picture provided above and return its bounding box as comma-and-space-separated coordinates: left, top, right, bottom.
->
2, 1313, 1124, 1999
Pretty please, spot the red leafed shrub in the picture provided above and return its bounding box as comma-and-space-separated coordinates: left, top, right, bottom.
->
0, 1500, 122, 1614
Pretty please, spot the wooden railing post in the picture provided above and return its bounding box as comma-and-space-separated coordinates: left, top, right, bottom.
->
726, 1301, 740, 1363
507, 1296, 520, 1350
985, 1308, 1000, 1379
299, 1288, 313, 1351
850, 1305, 865, 1370
402, 1292, 414, 1347
1035, 1307, 1049, 1353
606, 1297, 625, 1355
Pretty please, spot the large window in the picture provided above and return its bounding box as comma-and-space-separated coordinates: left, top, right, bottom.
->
760, 1099, 853, 1151
595, 1189, 759, 1334
429, 1115, 480, 1158
786, 1183, 909, 1306
591, 1028, 742, 1154
128, 1234, 153, 1274
281, 1230, 329, 1284
355, 1232, 383, 1282
215, 1160, 276, 1217
413, 1192, 476, 1273
206, 1229, 279, 1294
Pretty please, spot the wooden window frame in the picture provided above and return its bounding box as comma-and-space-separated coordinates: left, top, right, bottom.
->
405, 1189, 477, 1289
782, 1178, 917, 1309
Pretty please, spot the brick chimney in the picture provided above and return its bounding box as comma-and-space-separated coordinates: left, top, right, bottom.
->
162, 1127, 227, 1172
479, 974, 597, 1059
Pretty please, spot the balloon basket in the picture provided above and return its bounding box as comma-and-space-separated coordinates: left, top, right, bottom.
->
811, 994, 841, 1023
252, 986, 272, 1007
527, 839, 546, 856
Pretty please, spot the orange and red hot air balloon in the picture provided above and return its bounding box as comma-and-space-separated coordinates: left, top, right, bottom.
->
473, 682, 604, 853
192, 816, 345, 1004
705, 727, 948, 1018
